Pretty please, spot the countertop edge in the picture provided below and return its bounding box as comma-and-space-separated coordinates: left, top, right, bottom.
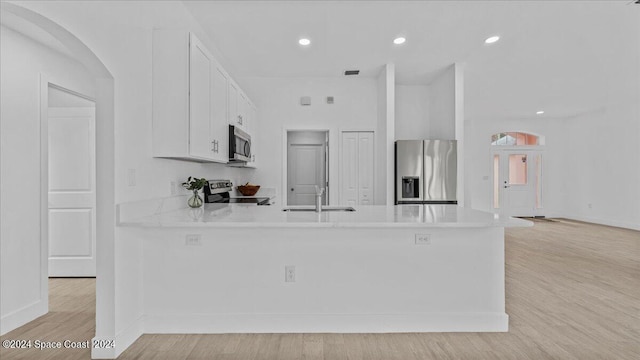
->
118, 220, 533, 229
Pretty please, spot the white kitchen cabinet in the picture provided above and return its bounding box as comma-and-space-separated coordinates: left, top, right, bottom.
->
228, 101, 257, 168
341, 131, 375, 205
152, 31, 229, 163
152, 30, 257, 165
188, 34, 215, 160
210, 65, 229, 163
228, 80, 249, 132
245, 103, 257, 167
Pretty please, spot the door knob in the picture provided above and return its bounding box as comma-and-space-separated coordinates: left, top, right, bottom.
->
290, 188, 294, 192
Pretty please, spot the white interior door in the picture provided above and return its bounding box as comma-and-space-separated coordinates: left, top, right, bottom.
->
48, 107, 96, 277
495, 151, 541, 217
288, 144, 325, 206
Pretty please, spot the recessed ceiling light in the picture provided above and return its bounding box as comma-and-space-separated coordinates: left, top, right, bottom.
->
298, 38, 311, 46
536, 110, 545, 115
485, 36, 500, 44
393, 37, 406, 45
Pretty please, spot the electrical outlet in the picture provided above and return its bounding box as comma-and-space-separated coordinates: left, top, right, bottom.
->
415, 234, 431, 245
127, 168, 136, 187
185, 234, 202, 246
285, 266, 296, 282
170, 181, 177, 195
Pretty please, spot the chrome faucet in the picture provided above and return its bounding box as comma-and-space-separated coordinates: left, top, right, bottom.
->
315, 186, 325, 213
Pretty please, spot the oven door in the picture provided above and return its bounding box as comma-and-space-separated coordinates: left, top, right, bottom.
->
229, 125, 251, 162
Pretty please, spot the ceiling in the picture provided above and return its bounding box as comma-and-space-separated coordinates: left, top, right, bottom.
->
183, 0, 638, 119
183, 0, 632, 81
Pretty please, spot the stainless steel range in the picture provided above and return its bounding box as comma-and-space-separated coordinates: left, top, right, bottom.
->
203, 180, 271, 205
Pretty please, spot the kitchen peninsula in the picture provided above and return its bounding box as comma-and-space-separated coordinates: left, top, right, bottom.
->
118, 200, 530, 335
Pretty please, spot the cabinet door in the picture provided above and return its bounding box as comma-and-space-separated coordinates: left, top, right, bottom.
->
357, 132, 375, 205
238, 91, 249, 131
341, 131, 375, 206
228, 81, 240, 128
211, 65, 229, 163
341, 132, 359, 207
246, 104, 257, 166
189, 34, 214, 160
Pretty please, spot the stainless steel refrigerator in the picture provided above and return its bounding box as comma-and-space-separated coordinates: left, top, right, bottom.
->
395, 140, 457, 204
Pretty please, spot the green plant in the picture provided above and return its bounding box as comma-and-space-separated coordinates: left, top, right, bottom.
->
182, 176, 207, 191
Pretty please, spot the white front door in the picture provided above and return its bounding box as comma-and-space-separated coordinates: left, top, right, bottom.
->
494, 151, 542, 217
288, 144, 326, 206
48, 107, 96, 276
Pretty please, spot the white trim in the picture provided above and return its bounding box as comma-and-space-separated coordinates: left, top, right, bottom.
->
144, 313, 509, 333
0, 300, 47, 335
90, 315, 144, 359
39, 75, 50, 326
560, 215, 640, 231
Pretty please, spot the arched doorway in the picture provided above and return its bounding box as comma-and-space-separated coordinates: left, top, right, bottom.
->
491, 132, 544, 217
0, 2, 116, 358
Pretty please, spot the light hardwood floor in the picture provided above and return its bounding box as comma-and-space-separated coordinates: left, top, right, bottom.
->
1, 219, 639, 359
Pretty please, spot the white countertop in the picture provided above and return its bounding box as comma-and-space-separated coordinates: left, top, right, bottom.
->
118, 203, 532, 229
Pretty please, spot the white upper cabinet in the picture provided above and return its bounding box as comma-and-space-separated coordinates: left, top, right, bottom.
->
210, 64, 229, 163
228, 80, 250, 133
243, 103, 258, 168
188, 34, 215, 160
152, 30, 254, 165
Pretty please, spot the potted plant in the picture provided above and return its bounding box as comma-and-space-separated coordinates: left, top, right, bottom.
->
182, 176, 207, 208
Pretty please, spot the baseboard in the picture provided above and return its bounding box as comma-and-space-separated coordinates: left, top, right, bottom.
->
144, 312, 509, 333
560, 215, 640, 231
0, 299, 47, 336
91, 315, 143, 359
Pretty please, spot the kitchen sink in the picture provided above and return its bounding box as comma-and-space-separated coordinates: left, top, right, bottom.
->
282, 206, 356, 212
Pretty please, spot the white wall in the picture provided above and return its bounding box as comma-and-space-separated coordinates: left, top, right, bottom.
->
555, 9, 640, 229
0, 25, 96, 334
395, 85, 429, 140
462, 7, 640, 229
241, 77, 379, 206
559, 109, 639, 229
1, 0, 249, 353
428, 65, 456, 140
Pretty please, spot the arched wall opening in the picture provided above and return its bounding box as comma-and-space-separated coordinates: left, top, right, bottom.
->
0, 2, 116, 357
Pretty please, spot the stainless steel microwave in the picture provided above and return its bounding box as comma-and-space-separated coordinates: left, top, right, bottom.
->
229, 125, 251, 162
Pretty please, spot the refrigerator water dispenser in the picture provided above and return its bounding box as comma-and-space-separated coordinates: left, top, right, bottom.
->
402, 176, 420, 198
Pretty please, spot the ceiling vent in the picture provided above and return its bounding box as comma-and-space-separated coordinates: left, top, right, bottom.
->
344, 70, 360, 76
